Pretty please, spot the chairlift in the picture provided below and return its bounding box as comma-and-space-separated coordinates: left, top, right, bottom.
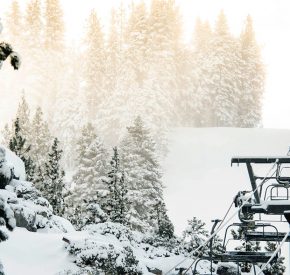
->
232, 157, 290, 221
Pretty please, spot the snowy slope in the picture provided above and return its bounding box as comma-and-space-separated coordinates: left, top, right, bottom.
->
0, 228, 78, 275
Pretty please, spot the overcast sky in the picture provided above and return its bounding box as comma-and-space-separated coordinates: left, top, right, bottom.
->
0, 0, 290, 129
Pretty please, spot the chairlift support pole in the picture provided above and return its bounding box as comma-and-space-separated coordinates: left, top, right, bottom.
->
246, 162, 260, 204
210, 219, 221, 275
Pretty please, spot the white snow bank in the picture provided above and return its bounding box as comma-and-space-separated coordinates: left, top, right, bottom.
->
0, 228, 78, 275
0, 145, 25, 180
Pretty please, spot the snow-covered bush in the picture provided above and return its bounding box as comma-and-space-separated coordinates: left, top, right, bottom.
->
0, 192, 16, 242
64, 222, 190, 274
0, 147, 13, 189
65, 201, 108, 230
5, 179, 74, 232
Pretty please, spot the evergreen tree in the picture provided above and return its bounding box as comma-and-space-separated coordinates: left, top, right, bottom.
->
15, 94, 31, 140
43, 138, 65, 216
30, 107, 51, 166
24, 0, 42, 50
9, 118, 35, 181
238, 15, 265, 127
207, 11, 242, 126
29, 107, 51, 189
125, 1, 148, 88
1, 124, 11, 147
103, 147, 129, 225
6, 1, 22, 46
120, 116, 164, 231
44, 0, 64, 51
52, 50, 87, 169
263, 241, 285, 275
83, 10, 106, 121
182, 217, 209, 254
23, 0, 44, 107
153, 201, 174, 239
188, 18, 213, 126
43, 0, 65, 114
66, 123, 108, 219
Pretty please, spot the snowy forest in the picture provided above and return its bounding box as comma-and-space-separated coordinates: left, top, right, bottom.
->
0, 0, 276, 275
0, 0, 265, 151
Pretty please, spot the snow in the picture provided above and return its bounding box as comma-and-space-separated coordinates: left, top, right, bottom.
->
1, 146, 25, 181
0, 228, 78, 275
1, 127, 289, 274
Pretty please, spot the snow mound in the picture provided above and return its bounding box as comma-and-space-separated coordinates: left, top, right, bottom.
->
3, 179, 74, 233
0, 145, 25, 181
0, 228, 78, 275
64, 222, 194, 275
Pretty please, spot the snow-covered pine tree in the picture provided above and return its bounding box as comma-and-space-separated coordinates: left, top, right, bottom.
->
188, 18, 213, 126
5, 0, 23, 47
64, 123, 108, 227
263, 241, 285, 275
68, 123, 108, 203
145, 0, 180, 128
103, 147, 129, 225
24, 0, 42, 50
125, 1, 148, 88
23, 0, 44, 108
83, 10, 106, 121
43, 138, 65, 216
199, 11, 242, 126
15, 94, 31, 141
43, 0, 65, 116
238, 15, 265, 127
120, 116, 164, 232
9, 118, 35, 181
30, 107, 51, 166
52, 49, 87, 170
182, 217, 209, 255
153, 201, 174, 239
29, 107, 52, 190
44, 0, 64, 51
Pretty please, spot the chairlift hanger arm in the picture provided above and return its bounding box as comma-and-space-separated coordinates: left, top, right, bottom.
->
246, 162, 261, 204
231, 157, 290, 165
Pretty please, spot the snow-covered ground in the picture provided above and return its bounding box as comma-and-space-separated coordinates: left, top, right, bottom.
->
0, 228, 78, 275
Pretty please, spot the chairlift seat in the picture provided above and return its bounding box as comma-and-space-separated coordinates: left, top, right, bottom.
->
218, 251, 277, 263
251, 200, 290, 215
244, 231, 290, 242
242, 200, 290, 215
